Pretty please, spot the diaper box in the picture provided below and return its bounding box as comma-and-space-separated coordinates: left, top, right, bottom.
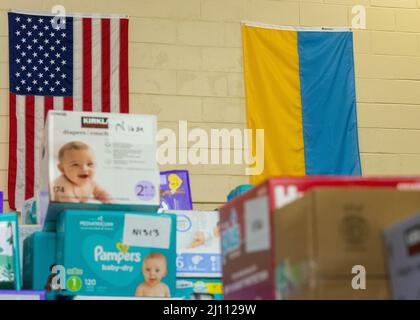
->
384, 214, 420, 299
0, 213, 21, 290
0, 290, 46, 300
164, 210, 221, 278
229, 176, 420, 210
56, 210, 177, 297
176, 278, 223, 300
18, 225, 42, 277
160, 170, 193, 210
220, 187, 420, 299
22, 231, 56, 291
39, 111, 160, 230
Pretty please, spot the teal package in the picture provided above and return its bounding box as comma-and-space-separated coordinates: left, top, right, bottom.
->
227, 185, 254, 202
56, 210, 177, 297
0, 213, 21, 290
22, 232, 56, 291
176, 278, 223, 300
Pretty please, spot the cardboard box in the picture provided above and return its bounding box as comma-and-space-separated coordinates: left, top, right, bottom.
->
0, 213, 21, 290
176, 278, 223, 300
18, 225, 42, 277
221, 187, 420, 299
384, 214, 420, 299
160, 171, 193, 210
39, 111, 160, 230
229, 176, 420, 210
164, 210, 221, 278
22, 231, 55, 291
56, 210, 177, 297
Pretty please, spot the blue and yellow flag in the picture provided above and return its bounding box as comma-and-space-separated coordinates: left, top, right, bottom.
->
242, 24, 362, 184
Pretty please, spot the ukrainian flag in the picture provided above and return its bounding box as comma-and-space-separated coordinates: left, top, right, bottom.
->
242, 23, 362, 184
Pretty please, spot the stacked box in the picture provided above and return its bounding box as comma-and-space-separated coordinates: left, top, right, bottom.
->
170, 210, 221, 278
22, 232, 56, 291
220, 179, 420, 300
384, 214, 420, 299
164, 210, 222, 298
39, 111, 160, 231
0, 213, 21, 290
160, 171, 193, 210
18, 225, 42, 278
56, 210, 177, 298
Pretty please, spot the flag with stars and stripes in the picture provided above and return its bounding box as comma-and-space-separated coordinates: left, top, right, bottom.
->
7, 11, 129, 211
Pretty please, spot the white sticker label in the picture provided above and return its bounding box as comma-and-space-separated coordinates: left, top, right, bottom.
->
109, 117, 154, 145
244, 196, 270, 253
123, 214, 172, 249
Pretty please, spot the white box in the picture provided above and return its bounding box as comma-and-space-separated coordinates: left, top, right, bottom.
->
163, 210, 221, 278
40, 111, 160, 230
384, 213, 420, 299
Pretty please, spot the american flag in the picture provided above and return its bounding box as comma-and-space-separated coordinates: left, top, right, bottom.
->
8, 11, 129, 211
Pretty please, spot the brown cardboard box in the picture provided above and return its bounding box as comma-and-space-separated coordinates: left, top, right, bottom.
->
275, 187, 420, 299
287, 278, 391, 300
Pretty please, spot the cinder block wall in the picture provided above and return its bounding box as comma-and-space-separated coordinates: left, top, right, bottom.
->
1, 0, 420, 212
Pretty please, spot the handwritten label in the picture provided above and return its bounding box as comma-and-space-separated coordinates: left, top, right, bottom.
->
123, 214, 171, 249
109, 117, 154, 145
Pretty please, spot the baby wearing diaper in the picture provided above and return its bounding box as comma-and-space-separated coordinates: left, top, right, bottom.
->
135, 252, 171, 298
188, 221, 220, 249
51, 141, 111, 203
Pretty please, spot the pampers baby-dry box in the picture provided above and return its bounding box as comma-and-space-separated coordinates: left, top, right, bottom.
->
56, 210, 177, 297
39, 111, 160, 231
164, 210, 221, 278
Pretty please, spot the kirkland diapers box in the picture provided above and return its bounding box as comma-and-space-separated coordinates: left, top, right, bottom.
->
221, 187, 420, 300
164, 210, 221, 278
39, 111, 160, 230
176, 278, 223, 300
56, 210, 177, 297
384, 214, 420, 299
160, 171, 193, 210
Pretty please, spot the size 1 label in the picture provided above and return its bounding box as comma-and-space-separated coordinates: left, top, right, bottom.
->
244, 196, 270, 253
123, 214, 172, 249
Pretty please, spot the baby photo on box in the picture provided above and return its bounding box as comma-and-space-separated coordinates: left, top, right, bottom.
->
166, 211, 222, 278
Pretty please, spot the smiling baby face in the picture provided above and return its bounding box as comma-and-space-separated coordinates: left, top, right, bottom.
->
58, 142, 96, 186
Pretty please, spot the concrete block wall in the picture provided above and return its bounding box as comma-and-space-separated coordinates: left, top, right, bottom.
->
1, 0, 420, 211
